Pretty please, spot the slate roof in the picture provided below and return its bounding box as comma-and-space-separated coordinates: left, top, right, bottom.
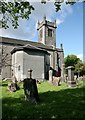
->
0, 37, 63, 52
11, 44, 49, 54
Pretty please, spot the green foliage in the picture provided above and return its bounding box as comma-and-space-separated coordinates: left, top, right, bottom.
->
75, 61, 85, 75
64, 54, 80, 68
41, 0, 77, 12
1, 80, 85, 119
64, 54, 85, 75
0, 0, 82, 29
0, 1, 34, 29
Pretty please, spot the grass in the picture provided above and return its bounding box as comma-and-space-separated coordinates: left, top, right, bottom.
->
1, 80, 85, 120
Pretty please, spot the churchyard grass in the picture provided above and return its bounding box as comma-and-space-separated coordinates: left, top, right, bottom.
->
1, 80, 85, 119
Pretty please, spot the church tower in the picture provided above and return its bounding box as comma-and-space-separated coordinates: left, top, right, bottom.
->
37, 16, 57, 47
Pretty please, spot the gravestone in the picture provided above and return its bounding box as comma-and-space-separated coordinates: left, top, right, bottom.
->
52, 76, 61, 86
49, 70, 53, 83
28, 69, 33, 78
8, 71, 20, 92
23, 69, 39, 103
23, 78, 39, 102
67, 66, 76, 87
8, 82, 20, 92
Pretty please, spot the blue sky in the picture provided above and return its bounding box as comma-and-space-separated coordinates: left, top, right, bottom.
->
57, 2, 83, 59
0, 1, 83, 60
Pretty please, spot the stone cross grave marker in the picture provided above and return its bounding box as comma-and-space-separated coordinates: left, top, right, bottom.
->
23, 69, 39, 103
28, 69, 33, 79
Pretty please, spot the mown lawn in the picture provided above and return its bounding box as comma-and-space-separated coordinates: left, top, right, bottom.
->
1, 80, 85, 120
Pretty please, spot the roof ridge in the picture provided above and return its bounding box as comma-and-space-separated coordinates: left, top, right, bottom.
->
23, 43, 47, 52
1, 36, 38, 43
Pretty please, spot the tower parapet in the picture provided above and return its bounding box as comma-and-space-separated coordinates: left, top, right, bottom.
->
37, 16, 57, 47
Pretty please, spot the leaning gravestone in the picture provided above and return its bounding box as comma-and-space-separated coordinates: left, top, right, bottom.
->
8, 82, 20, 92
8, 72, 20, 92
23, 78, 39, 103
52, 76, 61, 86
23, 69, 39, 103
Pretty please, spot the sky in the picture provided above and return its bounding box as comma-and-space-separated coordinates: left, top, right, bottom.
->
0, 1, 83, 60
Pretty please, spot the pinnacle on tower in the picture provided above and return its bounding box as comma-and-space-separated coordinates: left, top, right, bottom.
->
54, 19, 57, 28
38, 20, 40, 25
44, 15, 46, 21
60, 43, 63, 49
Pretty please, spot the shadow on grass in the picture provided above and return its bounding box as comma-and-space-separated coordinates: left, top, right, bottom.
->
2, 87, 85, 120
1, 80, 10, 87
2, 83, 8, 87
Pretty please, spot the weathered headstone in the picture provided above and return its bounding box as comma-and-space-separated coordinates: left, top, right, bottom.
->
23, 78, 39, 102
67, 66, 76, 87
23, 69, 39, 103
52, 76, 61, 86
8, 82, 20, 92
49, 70, 53, 83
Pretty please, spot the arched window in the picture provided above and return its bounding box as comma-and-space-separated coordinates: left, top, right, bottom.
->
48, 28, 52, 37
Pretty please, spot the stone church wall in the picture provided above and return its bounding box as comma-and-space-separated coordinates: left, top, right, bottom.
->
12, 51, 24, 81
23, 50, 45, 80
0, 44, 15, 79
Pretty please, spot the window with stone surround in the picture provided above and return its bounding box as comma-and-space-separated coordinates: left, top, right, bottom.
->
18, 65, 20, 71
48, 28, 52, 37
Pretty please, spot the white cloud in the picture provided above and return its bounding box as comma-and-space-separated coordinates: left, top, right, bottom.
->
57, 3, 72, 22
0, 2, 73, 41
56, 19, 63, 25
77, 54, 83, 61
1, 18, 37, 40
30, 2, 56, 20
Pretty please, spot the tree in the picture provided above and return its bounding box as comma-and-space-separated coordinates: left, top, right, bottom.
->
75, 61, 85, 76
0, 0, 34, 29
0, 45, 11, 67
0, 0, 84, 29
64, 54, 80, 68
64, 54, 85, 76
0, 45, 11, 77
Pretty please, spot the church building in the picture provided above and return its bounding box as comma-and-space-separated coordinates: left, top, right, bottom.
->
0, 16, 64, 81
